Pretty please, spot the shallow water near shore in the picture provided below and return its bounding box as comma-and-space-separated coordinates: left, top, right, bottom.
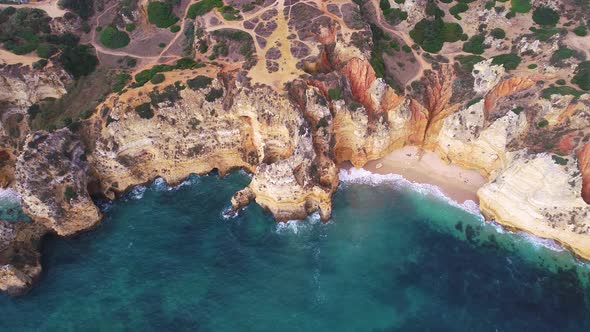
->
1, 171, 590, 331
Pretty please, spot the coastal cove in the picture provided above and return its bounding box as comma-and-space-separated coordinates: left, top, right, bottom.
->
1, 171, 589, 330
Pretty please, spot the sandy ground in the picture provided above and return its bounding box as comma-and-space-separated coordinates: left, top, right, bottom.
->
0, 49, 40, 66
0, 0, 66, 18
360, 146, 487, 204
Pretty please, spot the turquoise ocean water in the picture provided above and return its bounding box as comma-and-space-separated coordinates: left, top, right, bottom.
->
0, 170, 589, 331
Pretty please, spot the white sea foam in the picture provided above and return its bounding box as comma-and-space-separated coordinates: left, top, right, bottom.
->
338, 168, 576, 255
339, 168, 483, 219
516, 231, 565, 252
128, 185, 146, 200
0, 187, 21, 205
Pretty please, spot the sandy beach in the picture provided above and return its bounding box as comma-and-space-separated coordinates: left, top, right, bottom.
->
356, 146, 487, 204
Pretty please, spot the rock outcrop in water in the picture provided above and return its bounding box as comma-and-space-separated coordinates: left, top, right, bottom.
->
15, 129, 101, 236
0, 219, 47, 295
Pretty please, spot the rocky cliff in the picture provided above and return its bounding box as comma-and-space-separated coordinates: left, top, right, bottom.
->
0, 219, 47, 296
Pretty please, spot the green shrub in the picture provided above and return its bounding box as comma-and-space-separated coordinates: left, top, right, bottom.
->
573, 25, 588, 37
410, 18, 463, 53
462, 34, 486, 54
527, 63, 537, 69
379, 0, 390, 10
552, 155, 568, 165
456, 55, 485, 71
537, 119, 548, 128
187, 0, 223, 18
402, 44, 411, 53
466, 97, 483, 108
32, 59, 48, 69
99, 26, 130, 49
150, 73, 165, 84
510, 0, 530, 13
541, 86, 584, 99
505, 11, 516, 19
532, 6, 559, 26
449, 2, 469, 19
59, 44, 98, 78
170, 24, 180, 33
125, 23, 136, 32
159, 42, 166, 48
556, 79, 566, 85
187, 75, 213, 90
572, 61, 590, 90
58, 0, 94, 19
147, 1, 179, 28
36, 43, 57, 58
491, 53, 521, 70
328, 87, 342, 100
64, 186, 77, 200
205, 88, 223, 102
112, 73, 131, 93
383, 8, 408, 25
490, 28, 506, 39
135, 102, 154, 119
511, 106, 523, 114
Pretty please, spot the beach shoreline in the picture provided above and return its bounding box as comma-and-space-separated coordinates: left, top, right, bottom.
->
342, 146, 487, 204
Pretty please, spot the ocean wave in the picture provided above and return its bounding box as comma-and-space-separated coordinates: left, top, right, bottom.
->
516, 232, 564, 252
127, 185, 147, 200
338, 168, 483, 218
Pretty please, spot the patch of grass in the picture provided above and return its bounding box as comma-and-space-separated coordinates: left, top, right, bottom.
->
135, 102, 154, 119
491, 53, 521, 70
148, 1, 179, 28
328, 87, 342, 100
510, 0, 530, 13
150, 73, 165, 85
532, 6, 559, 26
187, 0, 223, 19
99, 26, 130, 49
541, 86, 584, 99
530, 26, 566, 41
572, 61, 590, 91
187, 75, 213, 90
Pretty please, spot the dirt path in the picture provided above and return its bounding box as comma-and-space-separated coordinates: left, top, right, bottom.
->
368, 0, 429, 83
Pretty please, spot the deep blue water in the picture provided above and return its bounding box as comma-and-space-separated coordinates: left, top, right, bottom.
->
1, 171, 589, 331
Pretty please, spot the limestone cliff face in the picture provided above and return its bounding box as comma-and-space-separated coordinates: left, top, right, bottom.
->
87, 70, 338, 221
0, 64, 70, 111
15, 129, 101, 236
478, 153, 590, 259
579, 143, 590, 205
0, 220, 47, 295
0, 64, 71, 189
